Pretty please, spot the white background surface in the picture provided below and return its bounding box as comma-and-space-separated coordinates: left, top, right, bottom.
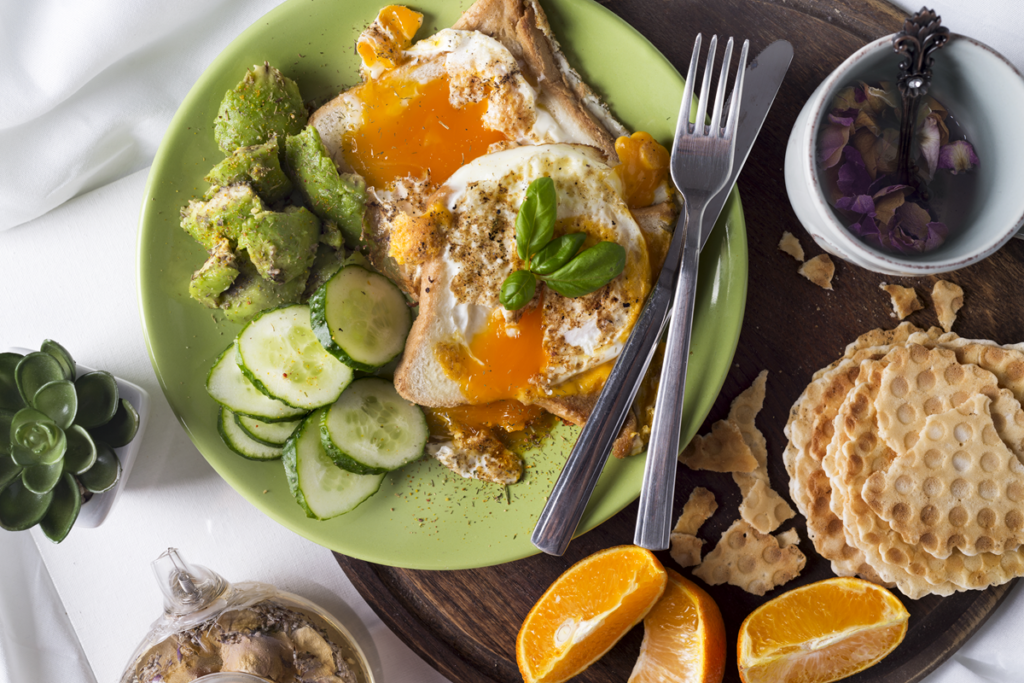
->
1, 1, 1023, 682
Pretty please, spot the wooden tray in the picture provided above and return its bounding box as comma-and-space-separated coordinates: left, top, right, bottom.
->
336, 0, 1023, 680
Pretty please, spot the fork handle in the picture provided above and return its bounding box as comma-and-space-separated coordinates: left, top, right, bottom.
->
530, 261, 675, 555
634, 198, 707, 550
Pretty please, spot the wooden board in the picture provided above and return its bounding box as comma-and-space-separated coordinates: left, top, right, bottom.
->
335, 0, 1022, 680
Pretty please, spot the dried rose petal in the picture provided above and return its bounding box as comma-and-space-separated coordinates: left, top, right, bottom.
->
888, 202, 944, 253
855, 108, 881, 136
874, 128, 900, 175
863, 81, 899, 112
819, 123, 850, 168
837, 147, 872, 196
831, 87, 860, 112
918, 116, 941, 179
937, 140, 979, 174
835, 194, 875, 215
873, 186, 910, 227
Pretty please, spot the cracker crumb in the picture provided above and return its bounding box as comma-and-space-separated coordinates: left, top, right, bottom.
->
776, 528, 800, 549
669, 533, 705, 568
880, 283, 923, 320
932, 279, 964, 332
778, 231, 805, 261
673, 487, 718, 535
798, 254, 835, 290
679, 420, 758, 473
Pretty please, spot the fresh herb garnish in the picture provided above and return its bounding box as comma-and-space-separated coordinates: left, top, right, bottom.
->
499, 177, 626, 311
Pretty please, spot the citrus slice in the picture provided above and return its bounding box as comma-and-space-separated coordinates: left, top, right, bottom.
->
628, 568, 726, 683
516, 545, 668, 683
737, 577, 909, 683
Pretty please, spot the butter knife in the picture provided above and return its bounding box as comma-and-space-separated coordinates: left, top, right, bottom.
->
531, 40, 793, 556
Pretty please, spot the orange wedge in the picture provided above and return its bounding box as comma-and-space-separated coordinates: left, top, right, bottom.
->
628, 569, 726, 683
737, 577, 909, 683
516, 545, 668, 683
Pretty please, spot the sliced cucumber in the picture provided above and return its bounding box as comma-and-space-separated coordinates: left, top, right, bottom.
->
218, 407, 284, 460
310, 265, 412, 371
236, 304, 354, 410
206, 345, 307, 422
283, 409, 384, 520
320, 378, 427, 474
235, 414, 302, 446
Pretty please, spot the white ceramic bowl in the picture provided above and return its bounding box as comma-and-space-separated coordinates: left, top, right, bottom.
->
8, 347, 149, 529
785, 33, 1024, 276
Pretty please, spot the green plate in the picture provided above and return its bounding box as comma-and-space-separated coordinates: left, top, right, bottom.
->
137, 0, 747, 569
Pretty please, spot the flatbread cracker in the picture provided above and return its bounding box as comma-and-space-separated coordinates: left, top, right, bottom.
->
932, 280, 964, 332
798, 254, 834, 290
778, 231, 805, 261
880, 283, 923, 320
679, 420, 757, 473
693, 519, 806, 596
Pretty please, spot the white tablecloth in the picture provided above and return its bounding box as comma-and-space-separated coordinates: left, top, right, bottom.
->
1, 1, 1023, 682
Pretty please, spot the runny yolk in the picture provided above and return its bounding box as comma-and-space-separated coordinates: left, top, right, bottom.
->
459, 304, 546, 404
427, 400, 548, 435
613, 131, 670, 208
341, 75, 509, 190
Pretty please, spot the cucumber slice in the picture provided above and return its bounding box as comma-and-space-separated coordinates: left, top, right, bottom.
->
206, 345, 307, 422
236, 304, 354, 410
320, 378, 427, 474
310, 265, 412, 371
283, 409, 383, 520
218, 407, 284, 460
235, 414, 302, 446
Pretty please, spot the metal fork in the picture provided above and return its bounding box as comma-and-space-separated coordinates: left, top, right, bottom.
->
633, 34, 749, 550
530, 35, 748, 557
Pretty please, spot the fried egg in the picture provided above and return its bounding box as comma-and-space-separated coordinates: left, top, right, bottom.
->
392, 143, 651, 409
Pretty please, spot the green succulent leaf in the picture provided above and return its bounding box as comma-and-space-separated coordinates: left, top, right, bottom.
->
0, 477, 53, 531
40, 340, 76, 381
531, 232, 587, 276
0, 410, 13, 456
73, 371, 119, 429
540, 241, 627, 298
515, 176, 557, 263
32, 380, 78, 429
0, 454, 22, 490
87, 398, 138, 448
22, 459, 64, 495
499, 270, 537, 311
15, 353, 65, 407
11, 409, 66, 466
63, 426, 98, 475
40, 473, 82, 543
0, 353, 26, 412
78, 442, 120, 493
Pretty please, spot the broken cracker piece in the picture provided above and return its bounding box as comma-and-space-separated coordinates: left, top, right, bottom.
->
674, 487, 718, 535
738, 478, 795, 534
798, 254, 835, 290
932, 279, 964, 332
693, 519, 806, 596
880, 283, 923, 320
669, 533, 705, 568
679, 420, 757, 473
776, 528, 800, 549
778, 231, 805, 261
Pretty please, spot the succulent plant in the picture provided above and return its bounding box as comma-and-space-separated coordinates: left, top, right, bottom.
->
0, 341, 139, 542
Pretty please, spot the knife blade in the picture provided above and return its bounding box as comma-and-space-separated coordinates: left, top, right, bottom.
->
699, 39, 794, 250
530, 39, 793, 557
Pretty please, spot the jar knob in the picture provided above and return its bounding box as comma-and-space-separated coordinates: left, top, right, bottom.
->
151, 548, 226, 616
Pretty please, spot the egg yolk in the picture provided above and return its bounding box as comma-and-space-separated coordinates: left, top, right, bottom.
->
614, 131, 670, 208
341, 75, 509, 190
454, 303, 546, 404
426, 400, 548, 435
356, 5, 423, 71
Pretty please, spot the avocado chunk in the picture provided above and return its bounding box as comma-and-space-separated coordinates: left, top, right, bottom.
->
219, 260, 308, 324
238, 206, 320, 284
181, 185, 264, 250
214, 63, 308, 154
188, 239, 240, 308
319, 219, 344, 250
284, 126, 366, 248
205, 137, 294, 204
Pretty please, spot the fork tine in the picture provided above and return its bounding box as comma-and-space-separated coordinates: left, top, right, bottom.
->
693, 35, 718, 135
725, 40, 751, 138
708, 37, 734, 135
675, 34, 702, 141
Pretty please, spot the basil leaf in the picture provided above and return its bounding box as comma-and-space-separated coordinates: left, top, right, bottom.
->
515, 176, 557, 263
531, 233, 587, 276
541, 242, 626, 298
499, 270, 537, 311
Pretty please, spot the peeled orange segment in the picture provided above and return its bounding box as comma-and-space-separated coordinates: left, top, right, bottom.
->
628, 569, 726, 683
737, 577, 909, 683
516, 545, 668, 683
